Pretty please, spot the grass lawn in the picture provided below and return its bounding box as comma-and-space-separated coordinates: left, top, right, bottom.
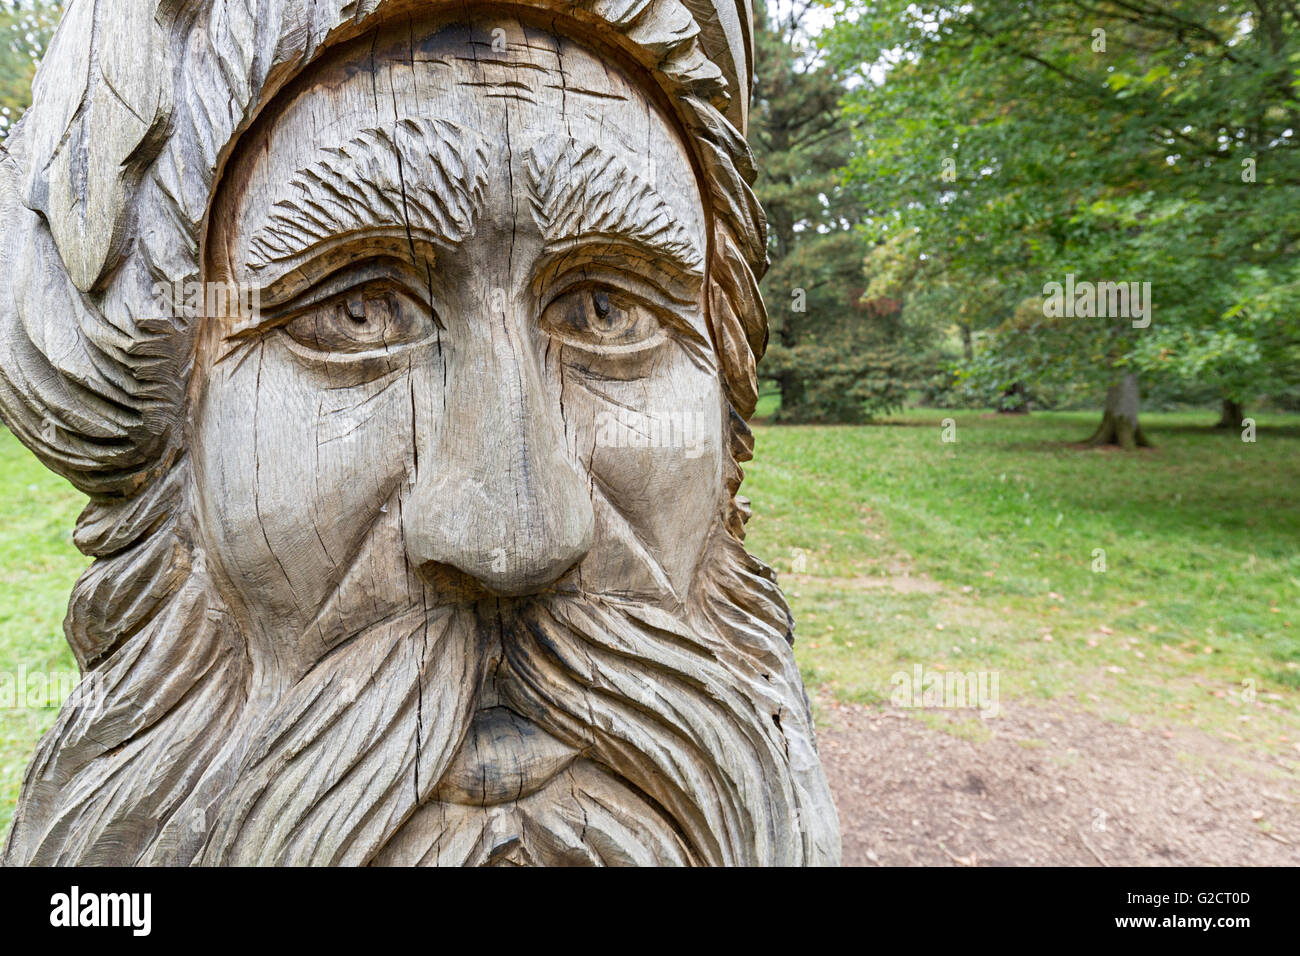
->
1, 409, 1298, 835
743, 409, 1300, 756
0, 428, 88, 837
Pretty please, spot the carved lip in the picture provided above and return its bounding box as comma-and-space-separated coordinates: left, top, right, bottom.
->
434, 706, 581, 807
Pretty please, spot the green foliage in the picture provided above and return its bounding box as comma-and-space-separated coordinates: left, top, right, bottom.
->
752, 1, 896, 422
763, 338, 909, 420
826, 0, 1300, 413
1135, 259, 1300, 404
0, 0, 61, 137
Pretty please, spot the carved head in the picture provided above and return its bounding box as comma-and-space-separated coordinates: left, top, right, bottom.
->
0, 1, 838, 865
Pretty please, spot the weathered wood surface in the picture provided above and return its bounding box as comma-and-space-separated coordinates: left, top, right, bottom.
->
0, 0, 840, 866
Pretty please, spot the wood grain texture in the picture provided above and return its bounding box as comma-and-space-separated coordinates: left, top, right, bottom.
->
0, 0, 840, 866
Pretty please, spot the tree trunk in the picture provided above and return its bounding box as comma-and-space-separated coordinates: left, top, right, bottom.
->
1215, 398, 1245, 429
959, 322, 974, 362
776, 368, 805, 419
997, 381, 1029, 414
1084, 373, 1152, 449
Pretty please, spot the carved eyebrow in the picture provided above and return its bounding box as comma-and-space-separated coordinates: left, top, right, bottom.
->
523, 135, 705, 276
246, 117, 490, 273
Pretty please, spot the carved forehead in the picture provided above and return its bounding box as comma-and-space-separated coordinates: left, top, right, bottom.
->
215, 16, 706, 278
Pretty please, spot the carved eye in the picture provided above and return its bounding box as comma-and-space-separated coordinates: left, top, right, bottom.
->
541, 286, 665, 350
282, 286, 435, 354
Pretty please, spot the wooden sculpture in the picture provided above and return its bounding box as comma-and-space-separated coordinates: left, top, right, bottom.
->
0, 0, 840, 866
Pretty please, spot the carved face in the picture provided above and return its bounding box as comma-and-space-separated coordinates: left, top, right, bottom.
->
199, 17, 724, 680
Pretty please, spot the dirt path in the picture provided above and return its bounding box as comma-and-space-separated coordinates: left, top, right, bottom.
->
817, 700, 1300, 866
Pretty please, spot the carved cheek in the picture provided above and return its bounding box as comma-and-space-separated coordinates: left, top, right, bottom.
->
557, 343, 726, 596
192, 337, 418, 630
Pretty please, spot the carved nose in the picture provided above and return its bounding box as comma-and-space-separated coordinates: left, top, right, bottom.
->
403, 312, 594, 598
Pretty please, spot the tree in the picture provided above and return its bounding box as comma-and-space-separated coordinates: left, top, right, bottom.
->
860, 227, 1026, 409
827, 0, 1300, 447
752, 1, 906, 422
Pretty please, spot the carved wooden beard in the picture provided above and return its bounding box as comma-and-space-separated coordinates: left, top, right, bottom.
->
4, 521, 835, 865
2, 16, 838, 866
